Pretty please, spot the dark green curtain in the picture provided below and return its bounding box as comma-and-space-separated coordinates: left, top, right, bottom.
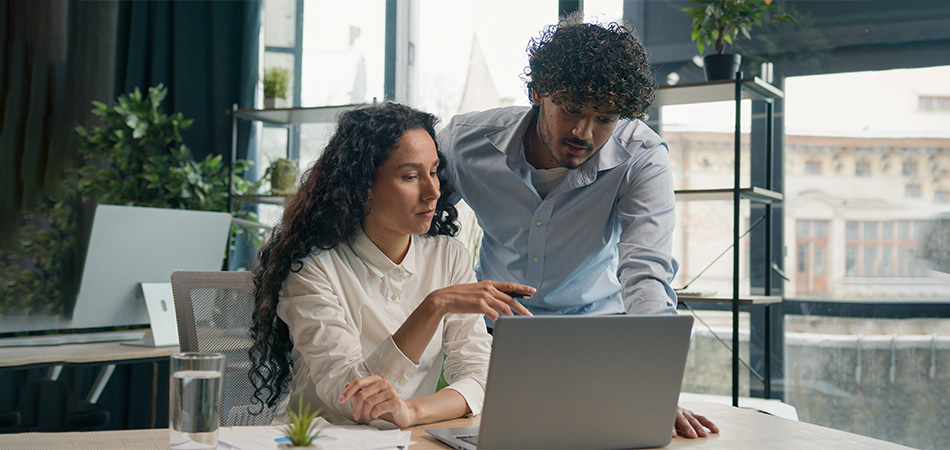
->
0, 0, 118, 248
1, 0, 261, 320
114, 0, 261, 163
0, 0, 261, 245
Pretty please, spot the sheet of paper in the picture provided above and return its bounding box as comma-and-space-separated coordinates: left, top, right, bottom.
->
217, 420, 412, 450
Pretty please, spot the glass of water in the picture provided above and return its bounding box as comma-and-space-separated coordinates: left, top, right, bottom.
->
169, 352, 225, 449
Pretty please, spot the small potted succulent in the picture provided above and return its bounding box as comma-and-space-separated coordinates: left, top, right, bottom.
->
682, 0, 794, 80
279, 397, 324, 448
266, 157, 298, 195
263, 66, 290, 109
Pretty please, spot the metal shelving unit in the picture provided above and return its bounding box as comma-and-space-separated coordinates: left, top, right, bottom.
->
227, 103, 363, 213
656, 74, 784, 406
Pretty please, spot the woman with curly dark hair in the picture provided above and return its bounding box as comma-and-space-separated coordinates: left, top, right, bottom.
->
438, 14, 719, 438
249, 102, 533, 428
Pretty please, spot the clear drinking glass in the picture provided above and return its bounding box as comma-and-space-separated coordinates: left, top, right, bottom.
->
169, 352, 225, 449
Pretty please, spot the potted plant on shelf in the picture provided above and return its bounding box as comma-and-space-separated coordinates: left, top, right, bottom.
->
682, 0, 794, 81
266, 157, 298, 195
263, 66, 290, 109
279, 397, 324, 448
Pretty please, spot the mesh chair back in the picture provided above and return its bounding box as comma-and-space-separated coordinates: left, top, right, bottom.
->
171, 270, 278, 426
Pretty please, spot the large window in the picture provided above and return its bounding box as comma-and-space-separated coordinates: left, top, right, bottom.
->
656, 23, 950, 450
779, 67, 949, 450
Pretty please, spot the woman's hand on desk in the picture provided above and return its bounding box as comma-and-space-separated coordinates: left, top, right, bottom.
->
425, 280, 535, 321
674, 406, 719, 439
339, 375, 416, 427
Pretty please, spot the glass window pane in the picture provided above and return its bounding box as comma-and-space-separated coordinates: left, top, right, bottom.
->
298, 122, 338, 173
758, 11, 950, 448
915, 221, 929, 240
813, 221, 827, 237
415, 0, 557, 118
864, 222, 878, 240
846, 246, 858, 277
855, 162, 870, 176
898, 221, 910, 239
863, 246, 876, 277
846, 222, 860, 240
902, 162, 917, 175
881, 246, 892, 276
814, 245, 825, 275
905, 184, 921, 197
797, 245, 807, 273
264, 0, 297, 48
797, 220, 810, 237
263, 51, 296, 105
258, 127, 289, 180
301, 1, 386, 106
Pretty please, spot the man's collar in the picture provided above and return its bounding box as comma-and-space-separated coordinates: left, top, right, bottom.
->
484, 107, 634, 174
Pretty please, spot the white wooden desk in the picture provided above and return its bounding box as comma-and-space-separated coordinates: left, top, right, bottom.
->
0, 399, 914, 449
0, 330, 179, 369
0, 330, 180, 429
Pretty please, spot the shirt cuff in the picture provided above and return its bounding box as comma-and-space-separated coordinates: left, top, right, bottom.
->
444, 378, 486, 417
364, 335, 419, 391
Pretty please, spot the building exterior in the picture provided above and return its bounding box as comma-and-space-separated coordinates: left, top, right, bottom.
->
665, 131, 950, 301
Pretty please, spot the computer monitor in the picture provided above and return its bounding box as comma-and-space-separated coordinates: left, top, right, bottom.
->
0, 204, 232, 333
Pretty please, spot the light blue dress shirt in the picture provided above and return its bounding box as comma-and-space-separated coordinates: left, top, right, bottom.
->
439, 106, 679, 317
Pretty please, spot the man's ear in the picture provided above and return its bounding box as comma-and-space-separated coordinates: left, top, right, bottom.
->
530, 89, 543, 106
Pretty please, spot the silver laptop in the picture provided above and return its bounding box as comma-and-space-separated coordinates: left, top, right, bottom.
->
427, 315, 694, 450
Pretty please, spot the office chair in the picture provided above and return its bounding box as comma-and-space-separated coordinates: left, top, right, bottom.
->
171, 270, 280, 426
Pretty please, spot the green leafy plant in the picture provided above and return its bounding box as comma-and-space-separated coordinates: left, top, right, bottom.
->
0, 196, 80, 316
263, 67, 290, 100
682, 0, 794, 55
0, 84, 261, 316
282, 396, 324, 447
73, 85, 259, 210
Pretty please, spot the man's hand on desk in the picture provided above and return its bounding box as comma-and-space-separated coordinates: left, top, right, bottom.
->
674, 406, 719, 439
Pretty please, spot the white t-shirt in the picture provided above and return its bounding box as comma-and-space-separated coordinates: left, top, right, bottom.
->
522, 145, 568, 199
276, 228, 491, 424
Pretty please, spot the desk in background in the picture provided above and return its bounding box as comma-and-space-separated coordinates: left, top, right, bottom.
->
0, 399, 915, 449
0, 330, 179, 432
0, 330, 178, 369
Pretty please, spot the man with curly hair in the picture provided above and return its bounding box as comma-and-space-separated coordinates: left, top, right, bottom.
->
439, 15, 719, 438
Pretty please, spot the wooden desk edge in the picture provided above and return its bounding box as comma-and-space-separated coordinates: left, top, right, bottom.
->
0, 330, 180, 368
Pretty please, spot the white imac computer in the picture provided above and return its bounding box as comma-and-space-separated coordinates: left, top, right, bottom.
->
0, 204, 232, 337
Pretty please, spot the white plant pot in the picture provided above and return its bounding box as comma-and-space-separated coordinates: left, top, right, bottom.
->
264, 97, 289, 109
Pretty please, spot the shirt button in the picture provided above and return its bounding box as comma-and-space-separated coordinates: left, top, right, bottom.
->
533, 257, 539, 262
536, 220, 542, 226
394, 268, 402, 274
390, 294, 397, 301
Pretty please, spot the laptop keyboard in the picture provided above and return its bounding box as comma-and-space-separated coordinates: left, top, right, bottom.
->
457, 435, 478, 445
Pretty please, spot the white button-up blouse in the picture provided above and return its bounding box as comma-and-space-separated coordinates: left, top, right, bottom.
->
276, 228, 492, 424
